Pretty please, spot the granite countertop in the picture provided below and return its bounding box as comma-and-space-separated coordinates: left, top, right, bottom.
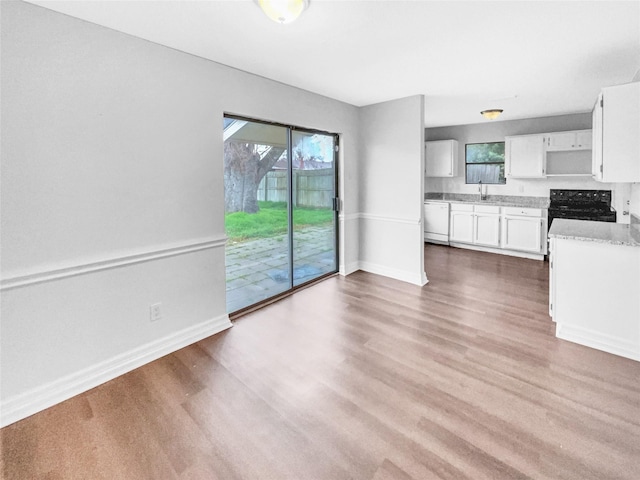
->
548, 218, 640, 247
424, 192, 549, 209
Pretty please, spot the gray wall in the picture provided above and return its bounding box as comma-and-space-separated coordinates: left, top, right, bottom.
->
0, 0, 361, 425
358, 95, 427, 286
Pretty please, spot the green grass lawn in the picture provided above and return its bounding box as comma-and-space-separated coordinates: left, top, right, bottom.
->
225, 201, 333, 242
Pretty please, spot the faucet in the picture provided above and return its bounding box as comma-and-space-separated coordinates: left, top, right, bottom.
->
478, 180, 485, 201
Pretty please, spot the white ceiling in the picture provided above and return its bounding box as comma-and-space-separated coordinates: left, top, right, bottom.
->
27, 0, 640, 127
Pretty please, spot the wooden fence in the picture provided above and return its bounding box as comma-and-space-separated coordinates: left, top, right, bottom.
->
257, 169, 334, 208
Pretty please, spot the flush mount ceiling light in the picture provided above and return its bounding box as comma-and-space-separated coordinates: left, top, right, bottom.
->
480, 109, 504, 120
256, 0, 309, 24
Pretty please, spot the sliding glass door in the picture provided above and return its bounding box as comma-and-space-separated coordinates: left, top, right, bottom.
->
223, 116, 338, 313
291, 130, 337, 287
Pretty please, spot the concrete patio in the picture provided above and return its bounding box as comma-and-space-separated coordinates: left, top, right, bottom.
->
225, 224, 336, 312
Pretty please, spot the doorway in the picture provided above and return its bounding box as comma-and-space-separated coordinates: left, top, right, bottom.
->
223, 116, 338, 313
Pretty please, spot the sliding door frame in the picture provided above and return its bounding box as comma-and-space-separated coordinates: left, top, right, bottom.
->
224, 114, 340, 317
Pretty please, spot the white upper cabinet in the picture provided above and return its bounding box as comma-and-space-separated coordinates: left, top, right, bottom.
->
425, 140, 458, 177
592, 82, 640, 183
546, 130, 592, 151
505, 134, 546, 178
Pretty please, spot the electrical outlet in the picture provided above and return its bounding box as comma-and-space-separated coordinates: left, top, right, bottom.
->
150, 303, 162, 322
518, 185, 525, 193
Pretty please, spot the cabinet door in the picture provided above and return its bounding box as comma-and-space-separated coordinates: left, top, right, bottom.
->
598, 82, 640, 182
505, 135, 546, 178
474, 214, 500, 247
425, 140, 458, 177
502, 216, 542, 253
575, 130, 592, 150
449, 211, 474, 243
547, 132, 576, 151
592, 94, 604, 180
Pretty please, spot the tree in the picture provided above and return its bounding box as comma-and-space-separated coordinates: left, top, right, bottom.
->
224, 141, 284, 213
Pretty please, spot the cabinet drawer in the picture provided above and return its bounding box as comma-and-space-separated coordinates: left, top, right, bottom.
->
503, 207, 543, 217
474, 205, 500, 214
450, 203, 474, 212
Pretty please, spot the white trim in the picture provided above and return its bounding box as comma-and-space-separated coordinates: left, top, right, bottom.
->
0, 314, 232, 427
448, 242, 545, 261
338, 213, 360, 222
424, 238, 450, 246
223, 119, 248, 141
556, 323, 640, 362
359, 261, 426, 286
339, 261, 360, 276
359, 213, 420, 225
1, 236, 227, 291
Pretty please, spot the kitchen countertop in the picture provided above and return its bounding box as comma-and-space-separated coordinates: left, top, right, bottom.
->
548, 218, 640, 247
424, 192, 549, 209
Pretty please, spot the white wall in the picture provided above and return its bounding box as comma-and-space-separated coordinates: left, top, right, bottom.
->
358, 95, 427, 286
425, 114, 632, 221
0, 1, 360, 426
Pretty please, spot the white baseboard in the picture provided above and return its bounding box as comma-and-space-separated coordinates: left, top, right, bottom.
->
448, 242, 545, 261
425, 238, 449, 246
556, 323, 640, 362
359, 261, 426, 286
0, 314, 232, 427
339, 261, 360, 276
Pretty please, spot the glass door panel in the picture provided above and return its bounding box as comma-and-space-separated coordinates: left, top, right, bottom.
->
223, 119, 291, 312
291, 131, 337, 287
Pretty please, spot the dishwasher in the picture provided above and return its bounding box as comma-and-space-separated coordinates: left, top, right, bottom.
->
423, 201, 450, 244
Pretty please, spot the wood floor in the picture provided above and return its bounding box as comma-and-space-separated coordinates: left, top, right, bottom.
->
2, 245, 640, 479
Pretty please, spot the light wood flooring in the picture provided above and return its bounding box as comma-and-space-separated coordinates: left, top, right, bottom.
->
2, 244, 640, 479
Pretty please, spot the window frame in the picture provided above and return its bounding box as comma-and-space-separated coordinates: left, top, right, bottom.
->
464, 141, 506, 185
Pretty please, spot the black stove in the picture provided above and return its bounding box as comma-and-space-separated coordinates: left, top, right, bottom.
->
548, 189, 616, 228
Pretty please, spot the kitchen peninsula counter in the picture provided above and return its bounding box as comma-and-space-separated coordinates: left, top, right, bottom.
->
548, 218, 640, 247
548, 216, 640, 362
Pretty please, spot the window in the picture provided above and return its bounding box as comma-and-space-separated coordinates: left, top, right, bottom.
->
465, 142, 506, 184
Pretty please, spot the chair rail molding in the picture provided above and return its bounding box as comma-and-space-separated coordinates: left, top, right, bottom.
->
1, 236, 227, 291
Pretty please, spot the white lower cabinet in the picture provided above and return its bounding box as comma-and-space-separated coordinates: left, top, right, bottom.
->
502, 217, 542, 253
474, 213, 501, 247
449, 208, 474, 243
501, 207, 546, 255
448, 203, 547, 259
449, 204, 501, 247
550, 237, 640, 361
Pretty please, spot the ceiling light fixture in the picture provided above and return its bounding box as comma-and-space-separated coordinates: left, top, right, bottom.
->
256, 0, 309, 24
480, 109, 503, 120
